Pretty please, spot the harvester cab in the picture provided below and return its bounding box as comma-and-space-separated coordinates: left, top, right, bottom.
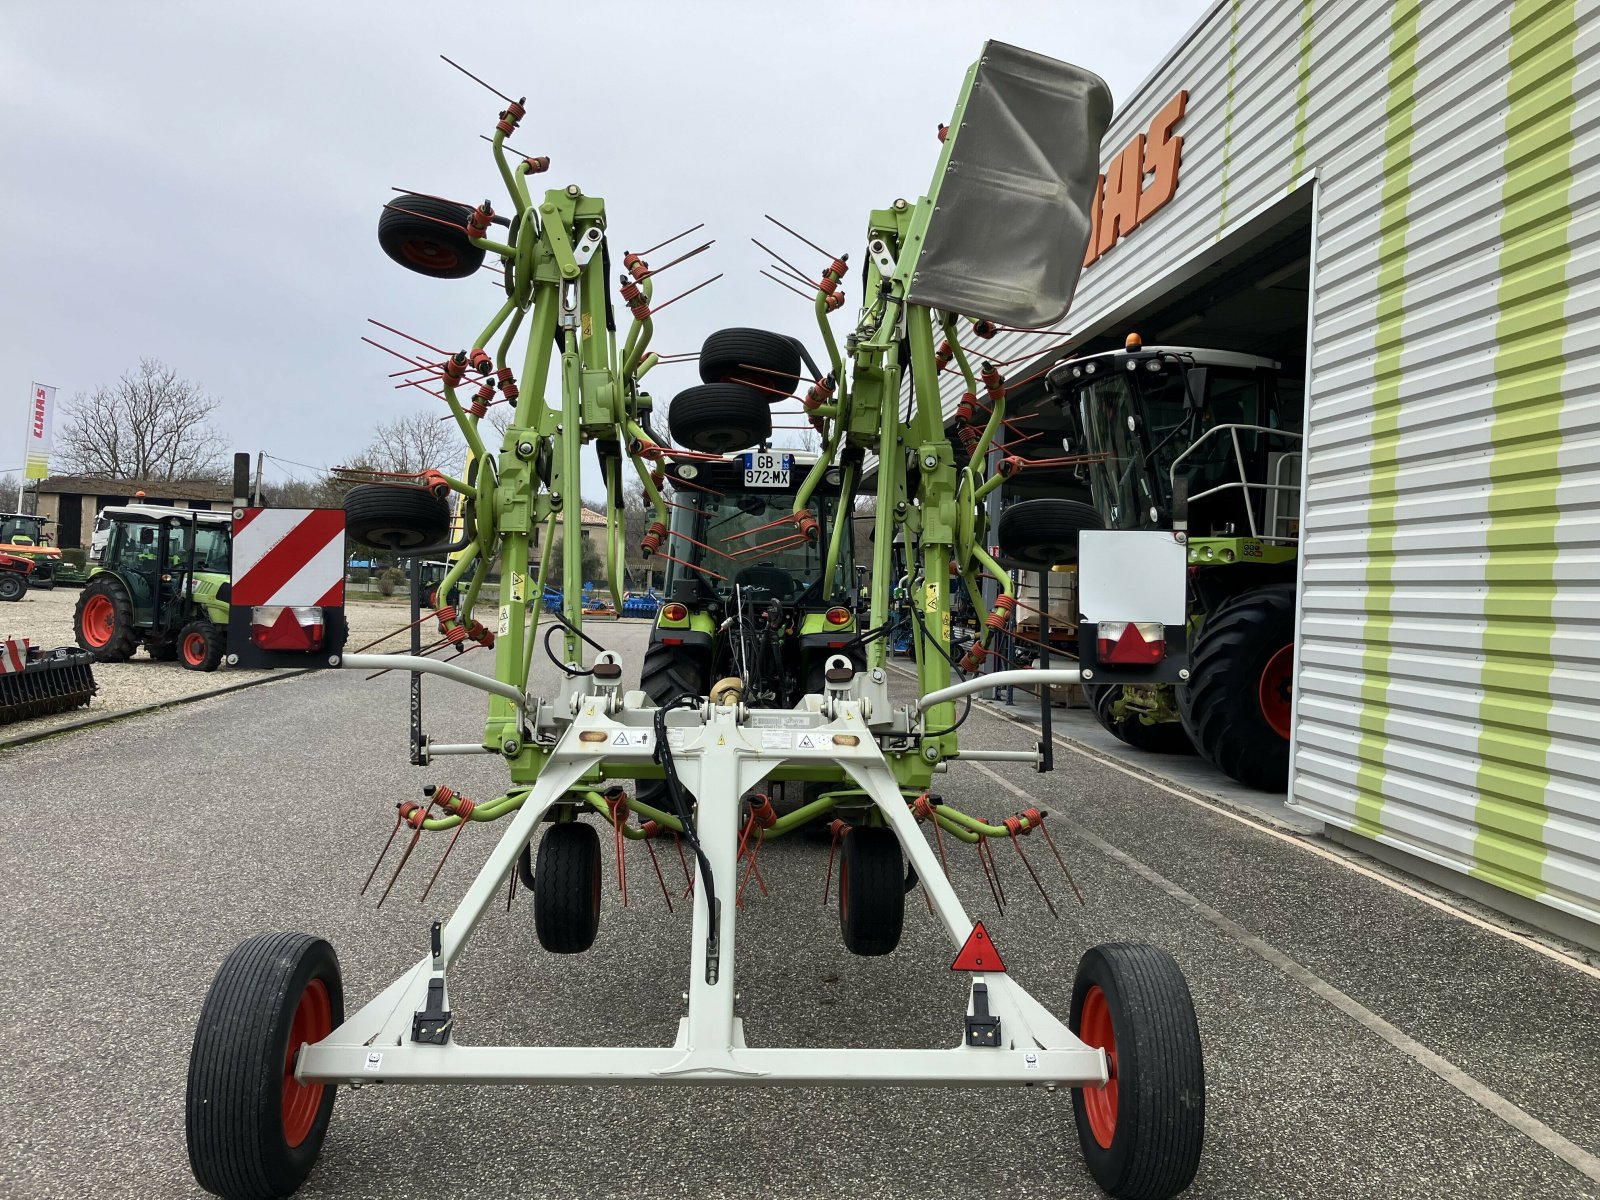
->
645, 450, 860, 713
1048, 343, 1303, 790
73, 505, 234, 671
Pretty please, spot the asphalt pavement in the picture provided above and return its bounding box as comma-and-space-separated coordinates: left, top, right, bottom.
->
2, 620, 1597, 1199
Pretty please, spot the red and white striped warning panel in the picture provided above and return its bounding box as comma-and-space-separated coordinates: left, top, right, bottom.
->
1, 638, 31, 674
231, 508, 345, 608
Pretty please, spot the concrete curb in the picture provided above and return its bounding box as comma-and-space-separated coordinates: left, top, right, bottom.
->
0, 668, 310, 750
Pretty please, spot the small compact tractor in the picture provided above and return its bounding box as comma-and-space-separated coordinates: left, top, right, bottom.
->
0, 513, 64, 589
0, 551, 31, 602
186, 44, 1208, 1200
73, 505, 234, 671
1047, 340, 1301, 789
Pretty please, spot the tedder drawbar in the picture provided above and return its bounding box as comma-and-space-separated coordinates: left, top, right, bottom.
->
187, 43, 1206, 1200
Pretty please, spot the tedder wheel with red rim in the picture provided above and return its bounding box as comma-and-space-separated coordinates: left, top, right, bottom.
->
178, 618, 227, 672
73, 575, 138, 662
838, 825, 904, 956
187, 931, 344, 1200
376, 194, 486, 280
533, 821, 603, 954
1176, 583, 1296, 792
1070, 943, 1205, 1200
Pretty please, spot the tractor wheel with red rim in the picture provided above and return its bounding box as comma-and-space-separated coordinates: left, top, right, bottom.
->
73, 575, 137, 661
377, 194, 486, 280
533, 821, 603, 954
178, 618, 226, 672
187, 931, 344, 1200
1176, 583, 1296, 792
838, 825, 903, 956
1070, 942, 1205, 1200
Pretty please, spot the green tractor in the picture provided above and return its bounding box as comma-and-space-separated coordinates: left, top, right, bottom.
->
1047, 341, 1302, 790
0, 512, 67, 588
73, 505, 234, 671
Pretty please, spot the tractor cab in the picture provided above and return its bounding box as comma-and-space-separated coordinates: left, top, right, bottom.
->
646, 451, 860, 712
1050, 343, 1301, 545
75, 506, 234, 670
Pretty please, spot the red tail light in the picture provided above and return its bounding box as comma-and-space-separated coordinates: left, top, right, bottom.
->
251, 606, 325, 652
1097, 620, 1165, 665
824, 607, 851, 626
661, 602, 688, 622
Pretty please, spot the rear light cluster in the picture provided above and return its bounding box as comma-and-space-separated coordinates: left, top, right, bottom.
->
824, 607, 851, 626
251, 605, 325, 652
660, 602, 688, 622
1097, 620, 1165, 665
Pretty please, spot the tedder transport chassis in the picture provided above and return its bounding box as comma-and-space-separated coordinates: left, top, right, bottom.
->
187, 43, 1205, 1200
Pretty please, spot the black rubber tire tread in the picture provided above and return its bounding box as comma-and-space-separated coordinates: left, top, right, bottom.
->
1088, 684, 1196, 756
377, 194, 486, 280
74, 575, 137, 661
667, 383, 772, 454
1176, 584, 1295, 792
187, 931, 344, 1200
1070, 942, 1205, 1200
0, 572, 24, 602
343, 485, 452, 553
996, 498, 1104, 570
698, 328, 803, 397
533, 822, 603, 954
635, 640, 708, 811
838, 826, 904, 956
179, 618, 227, 673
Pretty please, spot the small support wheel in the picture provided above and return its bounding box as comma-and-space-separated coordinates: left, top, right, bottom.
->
533, 822, 603, 954
377, 195, 486, 280
697, 327, 803, 396
1070, 943, 1205, 1200
178, 619, 227, 672
667, 382, 772, 454
838, 826, 904, 956
187, 931, 344, 1200
343, 484, 452, 553
995, 498, 1104, 570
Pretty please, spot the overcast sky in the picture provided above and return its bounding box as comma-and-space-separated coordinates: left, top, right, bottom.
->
0, 0, 1208, 500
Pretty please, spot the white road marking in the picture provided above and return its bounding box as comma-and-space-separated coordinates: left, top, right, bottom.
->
968, 759, 1600, 1188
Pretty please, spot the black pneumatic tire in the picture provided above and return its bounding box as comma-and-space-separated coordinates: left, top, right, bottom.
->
0, 572, 24, 602
343, 485, 452, 553
996, 498, 1104, 570
698, 327, 803, 397
668, 383, 772, 454
533, 822, 603, 954
838, 826, 904, 956
377, 195, 486, 280
1177, 584, 1296, 793
187, 931, 344, 1200
1088, 684, 1196, 756
1070, 943, 1205, 1200
74, 575, 138, 661
179, 619, 227, 673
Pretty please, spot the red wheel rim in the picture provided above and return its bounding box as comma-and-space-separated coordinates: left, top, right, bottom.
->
1258, 644, 1294, 740
182, 631, 208, 666
81, 594, 115, 647
400, 239, 459, 270
1080, 984, 1119, 1149
281, 977, 332, 1148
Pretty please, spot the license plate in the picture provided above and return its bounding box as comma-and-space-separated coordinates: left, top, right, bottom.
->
742, 451, 792, 488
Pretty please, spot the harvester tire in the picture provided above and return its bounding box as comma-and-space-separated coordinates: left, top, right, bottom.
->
667, 383, 772, 454
0, 573, 24, 603
838, 826, 904, 956
996, 498, 1104, 570
1070, 942, 1205, 1200
344, 485, 451, 553
187, 931, 343, 1200
74, 576, 137, 661
698, 328, 803, 397
377, 194, 486, 280
1088, 684, 1196, 756
1177, 584, 1295, 792
533, 822, 603, 954
179, 619, 227, 673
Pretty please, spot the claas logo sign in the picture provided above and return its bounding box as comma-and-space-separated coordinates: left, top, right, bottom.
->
1083, 90, 1188, 268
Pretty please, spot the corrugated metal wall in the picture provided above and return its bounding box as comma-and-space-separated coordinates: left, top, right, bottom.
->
960, 0, 1600, 927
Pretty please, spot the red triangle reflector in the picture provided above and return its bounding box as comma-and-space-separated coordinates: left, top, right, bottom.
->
951, 921, 1006, 973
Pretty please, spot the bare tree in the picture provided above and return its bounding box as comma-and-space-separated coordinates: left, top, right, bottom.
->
361, 409, 463, 475
57, 359, 227, 481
